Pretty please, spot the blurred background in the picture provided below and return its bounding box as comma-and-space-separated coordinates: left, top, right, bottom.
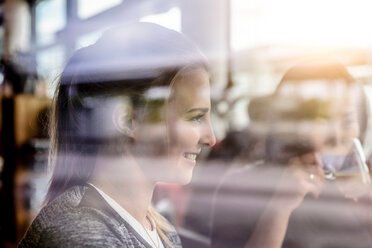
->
2, 0, 372, 247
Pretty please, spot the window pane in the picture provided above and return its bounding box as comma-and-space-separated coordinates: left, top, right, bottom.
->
36, 0, 66, 46
140, 7, 182, 32
78, 0, 123, 19
231, 0, 372, 51
76, 29, 105, 50
36, 45, 64, 97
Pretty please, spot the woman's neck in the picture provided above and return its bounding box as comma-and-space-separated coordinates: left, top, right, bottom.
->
89, 154, 156, 228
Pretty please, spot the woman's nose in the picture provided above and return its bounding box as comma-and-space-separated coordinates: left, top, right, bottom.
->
325, 122, 343, 147
200, 121, 216, 147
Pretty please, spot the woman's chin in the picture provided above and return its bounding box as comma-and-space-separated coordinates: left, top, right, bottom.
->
159, 167, 194, 185
176, 159, 196, 185
177, 174, 193, 185
150, 156, 196, 185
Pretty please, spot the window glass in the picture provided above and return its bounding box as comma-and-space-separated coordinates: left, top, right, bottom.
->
36, 0, 66, 46
76, 29, 105, 50
36, 45, 64, 97
78, 0, 123, 19
13, 2, 372, 248
140, 7, 182, 32
231, 0, 372, 51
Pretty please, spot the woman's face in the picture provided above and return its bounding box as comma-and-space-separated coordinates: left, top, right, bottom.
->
315, 82, 360, 154
134, 68, 216, 184
276, 80, 362, 175
277, 80, 361, 153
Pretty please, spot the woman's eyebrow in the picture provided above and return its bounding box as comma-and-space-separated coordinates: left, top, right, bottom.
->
186, 108, 209, 114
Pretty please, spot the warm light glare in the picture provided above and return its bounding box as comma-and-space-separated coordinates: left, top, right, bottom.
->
232, 0, 372, 51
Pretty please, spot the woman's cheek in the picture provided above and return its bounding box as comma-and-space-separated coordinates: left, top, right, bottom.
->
133, 123, 170, 157
169, 120, 200, 148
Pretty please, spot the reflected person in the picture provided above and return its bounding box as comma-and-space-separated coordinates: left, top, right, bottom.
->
210, 60, 371, 248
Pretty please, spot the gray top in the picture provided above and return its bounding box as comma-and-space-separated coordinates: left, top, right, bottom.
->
19, 184, 182, 248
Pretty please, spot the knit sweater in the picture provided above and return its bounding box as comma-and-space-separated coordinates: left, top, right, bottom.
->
18, 185, 182, 248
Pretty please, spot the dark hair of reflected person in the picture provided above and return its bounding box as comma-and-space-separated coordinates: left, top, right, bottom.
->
45, 22, 208, 244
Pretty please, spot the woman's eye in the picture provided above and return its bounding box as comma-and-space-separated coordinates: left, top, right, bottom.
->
190, 114, 204, 123
342, 112, 358, 127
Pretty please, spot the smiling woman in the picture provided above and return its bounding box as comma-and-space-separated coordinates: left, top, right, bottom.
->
165, 67, 215, 184
19, 22, 215, 248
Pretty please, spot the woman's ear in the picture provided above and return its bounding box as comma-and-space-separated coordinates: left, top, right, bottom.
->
112, 102, 136, 138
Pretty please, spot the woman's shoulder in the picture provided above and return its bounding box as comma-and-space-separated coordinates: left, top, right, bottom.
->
20, 210, 124, 247
19, 185, 126, 247
19, 185, 182, 247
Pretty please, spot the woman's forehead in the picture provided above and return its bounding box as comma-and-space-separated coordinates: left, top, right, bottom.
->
171, 69, 209, 94
277, 79, 362, 108
169, 69, 210, 111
